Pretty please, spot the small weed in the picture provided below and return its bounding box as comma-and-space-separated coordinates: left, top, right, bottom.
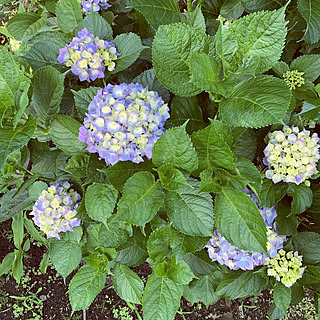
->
112, 306, 134, 320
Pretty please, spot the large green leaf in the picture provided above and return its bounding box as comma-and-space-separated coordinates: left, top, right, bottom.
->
112, 264, 144, 304
228, 7, 287, 73
56, 0, 83, 34
191, 119, 234, 172
32, 66, 65, 126
273, 283, 291, 314
50, 115, 86, 155
287, 184, 313, 215
220, 0, 244, 20
69, 265, 106, 311
50, 240, 81, 279
232, 128, 257, 161
7, 13, 47, 41
152, 123, 198, 173
165, 185, 214, 236
219, 75, 291, 128
298, 0, 320, 43
117, 171, 164, 226
142, 273, 183, 320
258, 178, 288, 208
292, 232, 320, 265
290, 54, 320, 82
152, 23, 215, 96
215, 188, 268, 253
85, 183, 118, 225
112, 33, 144, 73
129, 0, 185, 30
298, 100, 320, 121
72, 87, 100, 119
0, 117, 36, 174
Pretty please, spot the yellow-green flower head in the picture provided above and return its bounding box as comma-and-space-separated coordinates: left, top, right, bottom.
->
263, 126, 320, 184
9, 39, 21, 52
265, 249, 306, 288
283, 70, 305, 90
30, 182, 81, 239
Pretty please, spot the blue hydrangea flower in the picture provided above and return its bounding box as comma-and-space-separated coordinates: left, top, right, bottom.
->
30, 182, 81, 239
79, 0, 111, 13
206, 191, 286, 271
78, 83, 170, 166
57, 28, 120, 82
263, 126, 320, 184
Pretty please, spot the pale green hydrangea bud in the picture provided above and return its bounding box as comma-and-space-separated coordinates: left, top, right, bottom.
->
265, 249, 306, 288
283, 70, 305, 90
9, 39, 21, 52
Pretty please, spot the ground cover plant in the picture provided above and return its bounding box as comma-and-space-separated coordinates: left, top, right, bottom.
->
1, 0, 320, 319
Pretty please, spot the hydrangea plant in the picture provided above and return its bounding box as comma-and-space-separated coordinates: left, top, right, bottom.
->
79, 0, 111, 14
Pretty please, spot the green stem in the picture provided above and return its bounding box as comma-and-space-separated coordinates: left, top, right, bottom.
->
126, 301, 143, 320
187, 0, 192, 12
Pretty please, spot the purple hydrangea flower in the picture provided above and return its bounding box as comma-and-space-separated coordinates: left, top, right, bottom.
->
30, 182, 81, 239
79, 0, 111, 13
263, 126, 320, 185
78, 83, 170, 166
206, 191, 286, 271
57, 28, 120, 82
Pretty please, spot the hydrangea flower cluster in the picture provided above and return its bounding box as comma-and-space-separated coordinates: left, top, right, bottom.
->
30, 182, 81, 239
78, 83, 170, 165
79, 0, 110, 13
206, 191, 286, 271
265, 249, 306, 287
283, 70, 305, 90
57, 28, 120, 82
263, 126, 320, 184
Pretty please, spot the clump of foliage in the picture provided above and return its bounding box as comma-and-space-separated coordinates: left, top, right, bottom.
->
1, 0, 320, 319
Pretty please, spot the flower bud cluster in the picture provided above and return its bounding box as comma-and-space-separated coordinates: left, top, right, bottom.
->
79, 0, 110, 13
206, 191, 286, 271
78, 83, 170, 166
265, 249, 306, 287
57, 28, 120, 82
263, 126, 320, 184
30, 182, 81, 239
283, 70, 305, 90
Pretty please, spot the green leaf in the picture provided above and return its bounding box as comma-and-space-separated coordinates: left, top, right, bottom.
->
50, 115, 86, 156
129, 0, 185, 30
112, 33, 144, 73
309, 184, 320, 213
187, 7, 206, 32
78, 12, 113, 41
165, 96, 206, 134
191, 119, 234, 172
165, 256, 195, 285
287, 184, 312, 215
220, 0, 244, 20
23, 215, 48, 245
12, 249, 23, 283
50, 240, 81, 279
65, 154, 90, 178
258, 178, 288, 208
228, 7, 287, 73
216, 270, 264, 299
272, 61, 290, 77
157, 164, 191, 191
12, 212, 24, 249
56, 0, 83, 34
0, 117, 36, 174
165, 185, 214, 236
234, 156, 261, 187
32, 66, 65, 126
72, 87, 100, 119
232, 127, 257, 161
273, 283, 291, 314
298, 0, 320, 43
117, 171, 164, 226
215, 187, 268, 253
300, 266, 320, 288
152, 23, 215, 96
219, 75, 291, 128
292, 232, 320, 264
85, 183, 118, 225
112, 264, 144, 304
0, 252, 15, 277
142, 273, 183, 320
132, 69, 170, 102
268, 303, 286, 320
152, 123, 198, 173
7, 13, 47, 41
297, 100, 320, 121
291, 55, 320, 82
69, 265, 106, 311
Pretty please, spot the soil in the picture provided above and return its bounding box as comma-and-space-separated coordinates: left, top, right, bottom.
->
0, 218, 317, 320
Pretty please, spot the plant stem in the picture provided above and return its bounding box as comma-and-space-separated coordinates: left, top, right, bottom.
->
187, 0, 192, 12
126, 301, 143, 320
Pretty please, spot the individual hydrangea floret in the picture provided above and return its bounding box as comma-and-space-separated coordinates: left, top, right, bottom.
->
30, 182, 81, 239
57, 28, 120, 82
265, 249, 306, 288
78, 83, 170, 166
283, 70, 305, 90
79, 0, 110, 13
206, 191, 286, 271
263, 126, 320, 185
